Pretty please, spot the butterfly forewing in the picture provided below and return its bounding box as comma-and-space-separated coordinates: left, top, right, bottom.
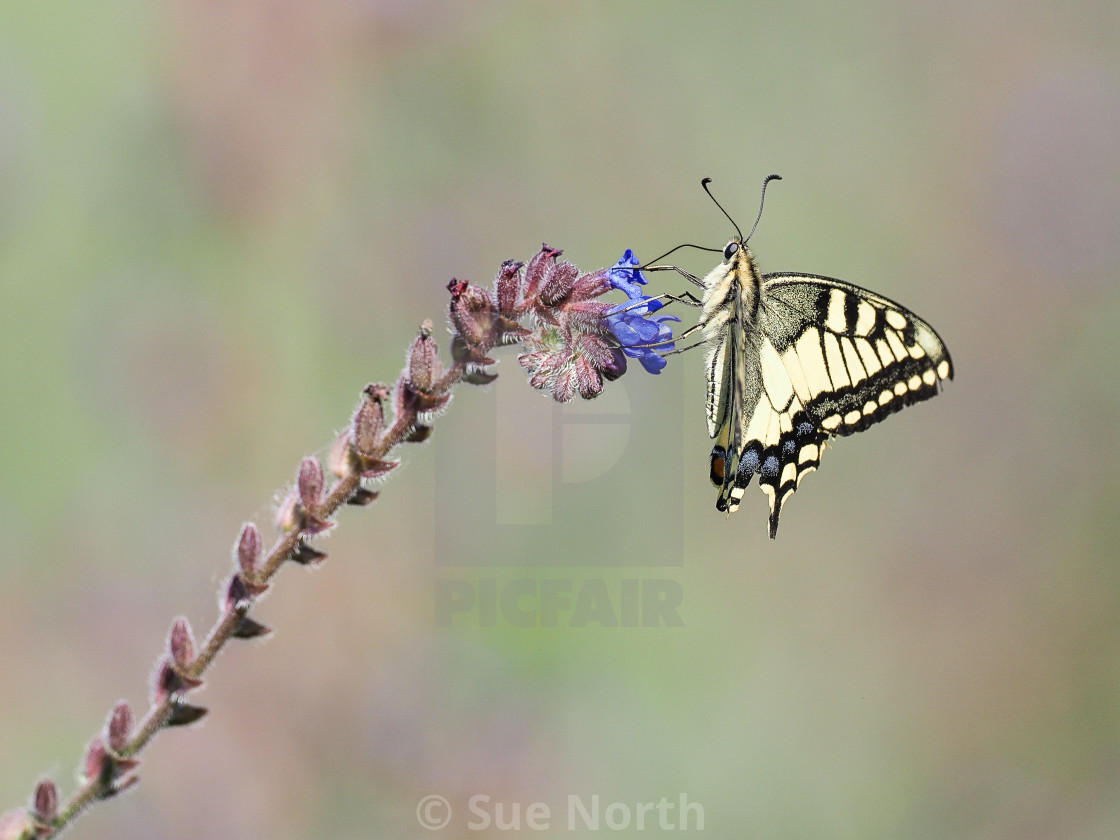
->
760, 274, 953, 437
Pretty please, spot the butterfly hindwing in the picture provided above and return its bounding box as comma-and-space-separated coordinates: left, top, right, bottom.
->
710, 316, 830, 538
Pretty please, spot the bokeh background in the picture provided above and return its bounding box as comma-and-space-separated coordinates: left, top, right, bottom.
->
2, 1, 1119, 837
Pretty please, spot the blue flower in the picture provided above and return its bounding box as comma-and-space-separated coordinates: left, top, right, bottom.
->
603, 250, 679, 374
607, 249, 659, 304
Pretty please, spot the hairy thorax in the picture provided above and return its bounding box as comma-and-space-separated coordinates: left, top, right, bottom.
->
699, 244, 760, 343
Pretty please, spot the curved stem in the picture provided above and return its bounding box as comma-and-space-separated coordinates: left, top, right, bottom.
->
39, 354, 473, 839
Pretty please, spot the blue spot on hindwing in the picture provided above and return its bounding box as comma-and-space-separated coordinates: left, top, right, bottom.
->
738, 449, 760, 481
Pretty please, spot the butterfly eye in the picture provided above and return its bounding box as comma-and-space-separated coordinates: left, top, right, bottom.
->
723, 241, 739, 260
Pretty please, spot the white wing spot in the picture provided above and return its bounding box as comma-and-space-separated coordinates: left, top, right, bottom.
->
937, 360, 951, 379
844, 410, 861, 425
908, 343, 926, 359
907, 374, 922, 391
879, 389, 893, 406
822, 414, 841, 430
855, 301, 876, 336
781, 462, 797, 486
826, 289, 848, 333
799, 443, 819, 464
863, 400, 877, 416
885, 309, 908, 330
922, 369, 936, 386
894, 381, 908, 396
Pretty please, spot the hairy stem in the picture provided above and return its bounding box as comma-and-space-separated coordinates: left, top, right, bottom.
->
11, 242, 619, 840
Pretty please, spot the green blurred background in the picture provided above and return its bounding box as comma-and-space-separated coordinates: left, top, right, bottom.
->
2, 1, 1119, 837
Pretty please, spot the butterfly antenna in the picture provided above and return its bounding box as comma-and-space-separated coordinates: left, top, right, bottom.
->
744, 173, 782, 243
698, 178, 743, 241
639, 241, 721, 269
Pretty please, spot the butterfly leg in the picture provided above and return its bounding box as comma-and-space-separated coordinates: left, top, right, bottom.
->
645, 265, 705, 289
660, 291, 703, 308
607, 290, 702, 317
648, 291, 703, 312
617, 322, 704, 353
661, 324, 707, 356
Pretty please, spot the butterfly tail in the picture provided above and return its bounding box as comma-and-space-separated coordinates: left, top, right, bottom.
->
714, 416, 829, 538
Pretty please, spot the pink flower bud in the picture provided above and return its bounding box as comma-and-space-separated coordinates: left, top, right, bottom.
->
570, 268, 611, 300
82, 738, 110, 787
168, 618, 196, 671
523, 243, 563, 299
31, 780, 58, 824
447, 279, 497, 347
552, 365, 576, 403
235, 522, 263, 577
495, 259, 524, 315
354, 386, 387, 458
297, 457, 324, 511
539, 260, 578, 306
407, 319, 443, 392
574, 355, 604, 399
106, 701, 133, 753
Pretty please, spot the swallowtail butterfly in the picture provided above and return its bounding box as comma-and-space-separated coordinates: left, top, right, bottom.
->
653, 177, 953, 538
